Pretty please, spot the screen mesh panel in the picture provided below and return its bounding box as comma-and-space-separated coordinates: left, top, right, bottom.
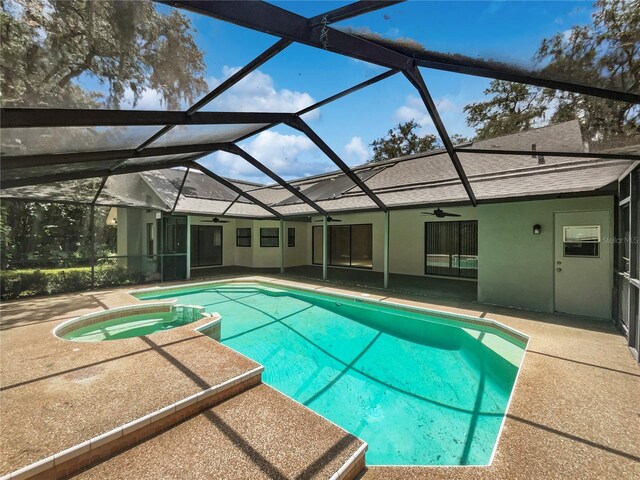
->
146, 124, 269, 148
1, 126, 163, 156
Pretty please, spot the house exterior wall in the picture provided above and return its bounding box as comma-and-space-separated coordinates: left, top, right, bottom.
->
389, 206, 478, 277
477, 196, 614, 314
118, 194, 616, 317
116, 208, 158, 257
308, 212, 386, 271
284, 221, 308, 268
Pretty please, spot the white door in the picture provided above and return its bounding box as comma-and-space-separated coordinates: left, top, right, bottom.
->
554, 210, 612, 319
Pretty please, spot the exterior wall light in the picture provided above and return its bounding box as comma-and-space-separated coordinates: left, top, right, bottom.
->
533, 224, 542, 235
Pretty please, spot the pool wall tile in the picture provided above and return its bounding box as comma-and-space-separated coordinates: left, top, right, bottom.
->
52, 441, 90, 466
89, 428, 122, 449
8, 456, 54, 480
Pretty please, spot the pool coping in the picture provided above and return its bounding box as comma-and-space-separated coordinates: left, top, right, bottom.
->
52, 301, 212, 341
130, 276, 531, 468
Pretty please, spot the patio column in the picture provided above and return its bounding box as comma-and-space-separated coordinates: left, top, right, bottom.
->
384, 210, 390, 289
90, 204, 95, 289
322, 216, 328, 281
186, 215, 191, 279
280, 219, 285, 274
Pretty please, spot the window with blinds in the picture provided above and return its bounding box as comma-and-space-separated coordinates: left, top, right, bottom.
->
425, 221, 478, 278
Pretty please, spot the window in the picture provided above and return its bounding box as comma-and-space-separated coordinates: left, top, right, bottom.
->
260, 228, 279, 247
563, 225, 600, 257
425, 221, 478, 278
312, 224, 372, 268
146, 223, 154, 255
236, 228, 251, 247
288, 227, 295, 247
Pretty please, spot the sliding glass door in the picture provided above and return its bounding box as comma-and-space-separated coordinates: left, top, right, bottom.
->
312, 224, 373, 268
190, 225, 223, 267
425, 221, 478, 278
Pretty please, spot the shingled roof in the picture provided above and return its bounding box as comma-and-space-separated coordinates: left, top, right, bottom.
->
126, 121, 635, 217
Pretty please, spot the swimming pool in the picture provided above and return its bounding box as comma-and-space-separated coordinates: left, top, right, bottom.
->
134, 282, 527, 466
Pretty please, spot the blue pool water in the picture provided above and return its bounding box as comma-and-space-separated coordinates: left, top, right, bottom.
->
136, 283, 525, 466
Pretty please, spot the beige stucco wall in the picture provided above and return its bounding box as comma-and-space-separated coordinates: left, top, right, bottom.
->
284, 221, 308, 268
118, 194, 616, 316
389, 206, 478, 277
477, 196, 615, 314
116, 208, 158, 257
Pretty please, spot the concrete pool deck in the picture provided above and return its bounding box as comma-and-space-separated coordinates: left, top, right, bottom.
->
1, 275, 639, 479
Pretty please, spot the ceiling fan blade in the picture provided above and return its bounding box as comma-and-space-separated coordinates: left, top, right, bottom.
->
421, 212, 436, 216
442, 213, 461, 217
313, 217, 342, 222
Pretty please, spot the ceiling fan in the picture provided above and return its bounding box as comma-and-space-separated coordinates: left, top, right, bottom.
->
421, 208, 461, 218
313, 216, 343, 223
201, 216, 230, 223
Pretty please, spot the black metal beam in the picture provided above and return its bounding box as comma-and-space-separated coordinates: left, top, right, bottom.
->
297, 69, 398, 116
192, 162, 284, 219
403, 66, 477, 206
163, 1, 411, 69
187, 39, 292, 115
0, 108, 294, 128
286, 116, 388, 212
91, 176, 109, 205
2, 69, 399, 171
0, 159, 193, 189
135, 125, 176, 152
455, 147, 640, 162
413, 56, 640, 105
130, 39, 293, 156
221, 193, 243, 216
308, 1, 405, 26
171, 166, 190, 213
218, 143, 329, 216
1, 143, 220, 170
165, 0, 639, 104
233, 68, 399, 145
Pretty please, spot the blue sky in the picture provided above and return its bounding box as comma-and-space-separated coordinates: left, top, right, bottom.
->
136, 1, 595, 183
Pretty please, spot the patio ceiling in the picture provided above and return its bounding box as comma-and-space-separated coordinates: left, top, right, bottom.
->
1, 0, 639, 217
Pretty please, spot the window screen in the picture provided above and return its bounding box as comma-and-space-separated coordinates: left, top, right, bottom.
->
260, 228, 279, 247
236, 228, 251, 247
425, 221, 478, 278
563, 225, 600, 257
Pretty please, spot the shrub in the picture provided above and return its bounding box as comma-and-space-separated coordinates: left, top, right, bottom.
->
0, 263, 161, 300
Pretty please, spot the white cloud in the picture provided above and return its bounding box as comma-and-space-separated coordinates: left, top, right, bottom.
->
344, 136, 371, 163
394, 93, 477, 139
394, 94, 433, 129
120, 66, 319, 119
207, 66, 319, 119
202, 130, 333, 183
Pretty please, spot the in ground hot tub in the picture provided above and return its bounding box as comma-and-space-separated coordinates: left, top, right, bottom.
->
54, 303, 211, 342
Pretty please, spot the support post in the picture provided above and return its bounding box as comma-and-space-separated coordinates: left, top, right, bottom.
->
90, 204, 95, 289
186, 215, 191, 280
384, 210, 390, 289
322, 216, 328, 281
280, 219, 285, 274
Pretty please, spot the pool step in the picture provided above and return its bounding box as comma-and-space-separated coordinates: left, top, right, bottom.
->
71, 384, 366, 480
4, 368, 263, 480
